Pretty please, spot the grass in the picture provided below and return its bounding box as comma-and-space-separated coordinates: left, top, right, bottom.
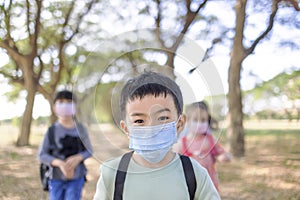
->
0, 120, 299, 199
245, 129, 300, 136
217, 121, 300, 200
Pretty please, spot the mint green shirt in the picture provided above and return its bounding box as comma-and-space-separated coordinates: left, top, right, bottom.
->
93, 154, 220, 200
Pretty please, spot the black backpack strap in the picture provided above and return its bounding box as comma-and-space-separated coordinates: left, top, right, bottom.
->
113, 152, 196, 200
48, 125, 55, 147
40, 124, 56, 191
180, 154, 197, 200
113, 151, 134, 200
47, 124, 56, 154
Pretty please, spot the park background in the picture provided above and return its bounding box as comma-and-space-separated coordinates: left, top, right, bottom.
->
0, 0, 299, 199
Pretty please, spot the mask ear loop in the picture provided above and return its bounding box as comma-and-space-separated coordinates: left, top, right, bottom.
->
176, 114, 182, 123
176, 114, 183, 129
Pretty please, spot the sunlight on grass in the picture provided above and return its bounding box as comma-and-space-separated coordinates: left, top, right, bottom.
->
244, 120, 300, 130
0, 124, 47, 146
217, 120, 300, 200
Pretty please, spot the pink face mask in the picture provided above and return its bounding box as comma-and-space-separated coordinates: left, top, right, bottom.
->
54, 102, 76, 117
189, 121, 209, 134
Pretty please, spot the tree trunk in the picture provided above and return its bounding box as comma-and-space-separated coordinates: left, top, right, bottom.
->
227, 0, 247, 157
16, 77, 37, 146
16, 57, 37, 146
164, 51, 176, 80
50, 101, 57, 124
47, 96, 56, 124
228, 57, 245, 157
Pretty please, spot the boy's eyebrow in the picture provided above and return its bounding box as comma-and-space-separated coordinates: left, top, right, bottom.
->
154, 108, 171, 115
129, 108, 171, 117
129, 112, 146, 117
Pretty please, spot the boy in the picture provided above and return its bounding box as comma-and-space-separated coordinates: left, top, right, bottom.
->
38, 90, 93, 200
93, 72, 220, 199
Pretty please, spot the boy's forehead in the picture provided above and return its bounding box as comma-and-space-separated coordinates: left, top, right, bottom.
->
126, 94, 176, 114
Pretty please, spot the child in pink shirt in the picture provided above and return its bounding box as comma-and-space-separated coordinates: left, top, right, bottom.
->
177, 101, 231, 191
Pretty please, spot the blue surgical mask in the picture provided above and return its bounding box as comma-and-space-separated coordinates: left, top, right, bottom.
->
128, 120, 178, 164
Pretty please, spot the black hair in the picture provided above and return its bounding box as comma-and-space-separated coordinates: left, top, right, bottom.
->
54, 90, 77, 103
120, 71, 183, 119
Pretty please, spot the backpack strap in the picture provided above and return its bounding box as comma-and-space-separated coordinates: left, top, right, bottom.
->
40, 124, 56, 191
113, 151, 134, 200
113, 152, 196, 200
180, 154, 197, 200
47, 124, 56, 154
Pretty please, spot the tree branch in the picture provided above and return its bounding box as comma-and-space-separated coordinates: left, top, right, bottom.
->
246, 0, 279, 55
63, 0, 96, 43
70, 0, 95, 41
1, 0, 19, 54
2, 0, 13, 41
184, 0, 208, 34
37, 83, 52, 102
172, 0, 208, 51
0, 70, 24, 85
0, 41, 24, 68
194, 0, 208, 14
285, 0, 300, 11
36, 55, 44, 80
49, 44, 64, 89
189, 36, 223, 73
30, 0, 42, 58
154, 0, 166, 49
26, 0, 31, 38
63, 1, 76, 30
64, 0, 96, 43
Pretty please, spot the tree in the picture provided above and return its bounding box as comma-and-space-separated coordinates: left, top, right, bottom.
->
0, 0, 96, 146
154, 0, 209, 76
227, 0, 299, 157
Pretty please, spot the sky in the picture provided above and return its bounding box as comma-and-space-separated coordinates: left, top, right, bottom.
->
0, 1, 299, 120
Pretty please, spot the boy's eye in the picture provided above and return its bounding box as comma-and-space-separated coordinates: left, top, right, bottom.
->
134, 119, 144, 124
158, 116, 169, 121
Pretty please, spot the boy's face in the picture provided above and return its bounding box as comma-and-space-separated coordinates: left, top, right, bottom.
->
120, 94, 185, 134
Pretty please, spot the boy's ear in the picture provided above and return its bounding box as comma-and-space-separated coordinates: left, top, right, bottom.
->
176, 114, 186, 134
120, 120, 129, 137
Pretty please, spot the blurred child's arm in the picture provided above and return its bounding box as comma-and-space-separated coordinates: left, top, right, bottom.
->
212, 138, 231, 162
216, 152, 231, 162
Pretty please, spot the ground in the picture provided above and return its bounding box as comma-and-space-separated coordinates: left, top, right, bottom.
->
0, 120, 299, 200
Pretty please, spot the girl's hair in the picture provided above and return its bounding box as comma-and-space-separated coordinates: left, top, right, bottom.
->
186, 101, 218, 130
